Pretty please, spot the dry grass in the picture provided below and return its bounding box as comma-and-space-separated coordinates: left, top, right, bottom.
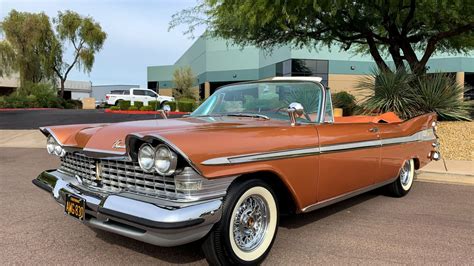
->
437, 122, 473, 161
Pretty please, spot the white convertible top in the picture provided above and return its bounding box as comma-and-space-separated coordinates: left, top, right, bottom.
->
271, 76, 323, 83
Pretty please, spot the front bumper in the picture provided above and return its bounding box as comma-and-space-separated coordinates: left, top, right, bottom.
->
33, 170, 222, 247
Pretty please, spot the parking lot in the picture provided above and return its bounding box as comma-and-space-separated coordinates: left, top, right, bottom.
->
1, 147, 472, 265
0, 109, 182, 129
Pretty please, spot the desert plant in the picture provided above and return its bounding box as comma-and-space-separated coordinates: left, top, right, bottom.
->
359, 69, 472, 121
283, 85, 321, 113
358, 69, 418, 119
413, 74, 471, 121
118, 100, 131, 110
332, 91, 358, 116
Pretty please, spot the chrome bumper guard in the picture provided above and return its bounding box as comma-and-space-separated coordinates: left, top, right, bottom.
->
33, 170, 222, 247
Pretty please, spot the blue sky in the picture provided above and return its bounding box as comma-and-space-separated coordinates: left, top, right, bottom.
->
0, 0, 205, 87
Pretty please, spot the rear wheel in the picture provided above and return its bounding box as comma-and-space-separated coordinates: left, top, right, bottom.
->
202, 179, 279, 265
386, 159, 415, 197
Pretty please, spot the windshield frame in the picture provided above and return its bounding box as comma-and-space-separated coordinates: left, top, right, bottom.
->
190, 79, 328, 123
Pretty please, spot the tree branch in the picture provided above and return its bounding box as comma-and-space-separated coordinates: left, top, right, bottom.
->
401, 0, 416, 35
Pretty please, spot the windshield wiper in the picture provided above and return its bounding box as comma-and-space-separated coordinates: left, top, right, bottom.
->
225, 113, 270, 120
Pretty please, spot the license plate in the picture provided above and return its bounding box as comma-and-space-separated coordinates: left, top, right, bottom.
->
65, 194, 86, 220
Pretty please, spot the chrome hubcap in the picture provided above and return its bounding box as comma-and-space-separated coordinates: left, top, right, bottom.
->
400, 161, 412, 186
232, 195, 269, 251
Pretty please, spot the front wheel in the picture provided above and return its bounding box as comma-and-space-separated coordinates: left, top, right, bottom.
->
386, 159, 415, 197
202, 179, 279, 265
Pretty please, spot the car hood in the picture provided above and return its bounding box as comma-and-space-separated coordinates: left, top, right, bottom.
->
42, 116, 318, 174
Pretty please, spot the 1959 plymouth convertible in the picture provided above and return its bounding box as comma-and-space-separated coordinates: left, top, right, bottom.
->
33, 77, 440, 265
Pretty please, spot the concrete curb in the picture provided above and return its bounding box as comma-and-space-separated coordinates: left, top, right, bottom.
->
416, 171, 474, 186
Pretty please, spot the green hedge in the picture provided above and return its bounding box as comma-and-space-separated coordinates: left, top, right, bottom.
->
133, 101, 143, 109
128, 106, 138, 111
177, 98, 195, 112
118, 100, 131, 110
140, 106, 153, 111
166, 101, 177, 111
109, 106, 120, 110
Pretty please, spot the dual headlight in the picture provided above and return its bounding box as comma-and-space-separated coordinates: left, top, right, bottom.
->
46, 135, 66, 157
138, 143, 178, 176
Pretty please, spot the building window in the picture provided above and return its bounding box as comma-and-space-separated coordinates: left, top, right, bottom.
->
148, 81, 157, 91
275, 59, 329, 86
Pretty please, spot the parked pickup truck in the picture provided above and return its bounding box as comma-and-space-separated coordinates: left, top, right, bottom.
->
105, 88, 175, 107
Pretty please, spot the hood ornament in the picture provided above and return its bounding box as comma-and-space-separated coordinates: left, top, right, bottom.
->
112, 139, 126, 149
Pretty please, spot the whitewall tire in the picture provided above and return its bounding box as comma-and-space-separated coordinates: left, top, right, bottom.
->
386, 159, 415, 197
202, 179, 279, 265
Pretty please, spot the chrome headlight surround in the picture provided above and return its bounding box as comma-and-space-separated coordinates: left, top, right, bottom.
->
46, 135, 66, 157
138, 143, 155, 172
154, 144, 178, 176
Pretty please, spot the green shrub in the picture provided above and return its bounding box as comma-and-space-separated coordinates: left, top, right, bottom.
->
166, 101, 177, 111
359, 69, 471, 121
332, 91, 358, 116
128, 106, 139, 111
25, 95, 38, 108
64, 99, 83, 109
109, 106, 120, 111
148, 100, 158, 110
133, 101, 144, 109
0, 97, 6, 108
118, 100, 131, 110
140, 106, 153, 111
177, 98, 195, 112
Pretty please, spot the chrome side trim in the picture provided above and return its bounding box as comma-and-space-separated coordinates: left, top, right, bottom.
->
202, 147, 320, 165
301, 176, 397, 213
201, 128, 436, 166
319, 139, 382, 153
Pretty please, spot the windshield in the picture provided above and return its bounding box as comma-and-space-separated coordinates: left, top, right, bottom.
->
191, 81, 324, 122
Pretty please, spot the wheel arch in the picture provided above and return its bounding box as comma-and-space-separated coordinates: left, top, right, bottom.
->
230, 171, 298, 216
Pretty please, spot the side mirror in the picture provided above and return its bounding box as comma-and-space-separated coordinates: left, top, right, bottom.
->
287, 102, 304, 126
161, 104, 171, 119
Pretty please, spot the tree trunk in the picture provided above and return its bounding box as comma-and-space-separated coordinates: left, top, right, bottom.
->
388, 44, 405, 71
366, 36, 391, 73
60, 79, 65, 98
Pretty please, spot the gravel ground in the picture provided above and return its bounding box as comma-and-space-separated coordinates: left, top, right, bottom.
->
437, 122, 473, 161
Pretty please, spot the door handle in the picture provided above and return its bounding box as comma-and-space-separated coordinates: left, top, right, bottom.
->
369, 127, 379, 133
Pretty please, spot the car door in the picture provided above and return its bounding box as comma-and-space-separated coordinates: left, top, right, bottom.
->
316, 122, 381, 202
144, 90, 158, 105
132, 89, 147, 104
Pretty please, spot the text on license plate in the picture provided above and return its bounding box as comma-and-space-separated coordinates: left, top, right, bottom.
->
65, 194, 86, 220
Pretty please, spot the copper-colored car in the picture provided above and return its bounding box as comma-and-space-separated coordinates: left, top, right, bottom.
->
33, 77, 440, 265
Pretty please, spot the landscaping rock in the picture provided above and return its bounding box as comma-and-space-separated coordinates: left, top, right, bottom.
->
437, 122, 473, 161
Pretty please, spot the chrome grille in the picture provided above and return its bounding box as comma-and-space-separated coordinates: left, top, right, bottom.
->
59, 153, 177, 197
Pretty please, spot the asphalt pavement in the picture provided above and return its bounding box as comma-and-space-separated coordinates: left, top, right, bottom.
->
1, 148, 472, 265
0, 109, 182, 129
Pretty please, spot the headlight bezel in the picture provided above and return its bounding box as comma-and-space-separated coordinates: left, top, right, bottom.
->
154, 144, 178, 176
138, 143, 156, 173
46, 135, 66, 157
